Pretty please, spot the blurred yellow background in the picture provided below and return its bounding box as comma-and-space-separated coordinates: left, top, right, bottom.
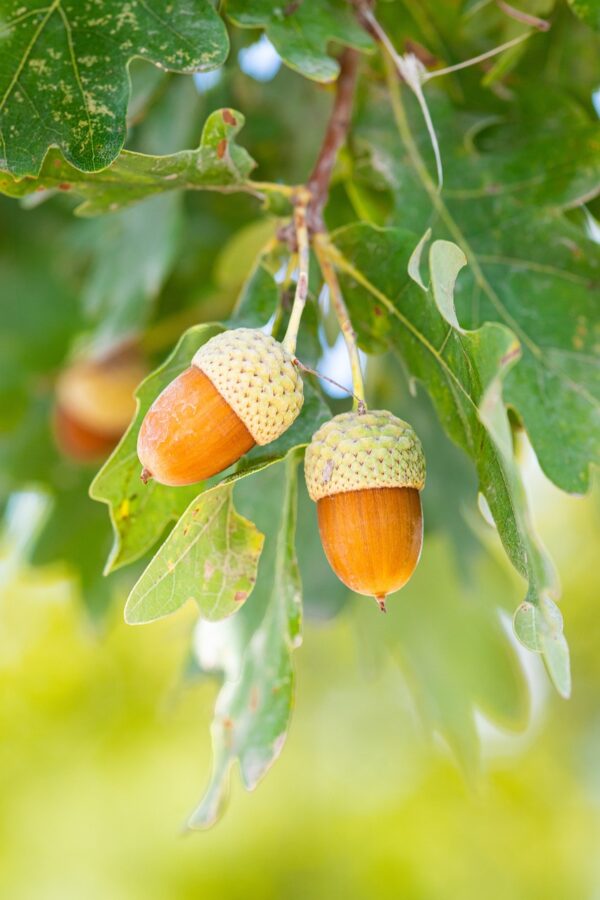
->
0, 456, 598, 900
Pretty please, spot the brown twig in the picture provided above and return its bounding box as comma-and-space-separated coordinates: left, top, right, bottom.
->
305, 47, 361, 233
278, 46, 360, 242
279, 46, 360, 243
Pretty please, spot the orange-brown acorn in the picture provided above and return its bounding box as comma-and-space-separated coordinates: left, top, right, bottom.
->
304, 410, 425, 610
54, 350, 146, 462
137, 328, 304, 486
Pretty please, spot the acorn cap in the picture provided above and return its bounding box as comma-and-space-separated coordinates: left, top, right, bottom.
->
304, 410, 425, 502
192, 328, 303, 446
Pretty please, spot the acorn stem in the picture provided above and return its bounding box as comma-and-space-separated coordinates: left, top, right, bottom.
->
293, 357, 365, 409
313, 233, 366, 410
283, 189, 311, 355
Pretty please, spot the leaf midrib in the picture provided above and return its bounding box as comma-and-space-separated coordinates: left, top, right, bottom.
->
386, 66, 598, 414
127, 490, 226, 615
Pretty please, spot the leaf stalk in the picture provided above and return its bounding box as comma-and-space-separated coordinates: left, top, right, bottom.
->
282, 189, 311, 354
313, 233, 366, 409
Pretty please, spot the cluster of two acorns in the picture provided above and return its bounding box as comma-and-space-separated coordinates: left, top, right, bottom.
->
137, 328, 425, 611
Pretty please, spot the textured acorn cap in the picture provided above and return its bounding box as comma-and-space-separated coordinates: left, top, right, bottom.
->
304, 410, 425, 502
192, 328, 303, 446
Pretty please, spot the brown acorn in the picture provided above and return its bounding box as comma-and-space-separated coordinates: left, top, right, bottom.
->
137, 328, 304, 486
304, 410, 425, 610
54, 350, 146, 462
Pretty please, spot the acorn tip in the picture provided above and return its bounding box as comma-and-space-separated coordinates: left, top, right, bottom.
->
375, 595, 387, 613
140, 467, 152, 485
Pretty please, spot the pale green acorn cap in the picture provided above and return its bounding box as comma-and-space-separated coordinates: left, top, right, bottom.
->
304, 409, 425, 502
192, 328, 303, 445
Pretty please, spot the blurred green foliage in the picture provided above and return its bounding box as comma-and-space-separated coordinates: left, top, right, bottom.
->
0, 473, 598, 897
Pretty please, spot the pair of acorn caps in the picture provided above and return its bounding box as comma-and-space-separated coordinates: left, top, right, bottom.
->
138, 328, 425, 608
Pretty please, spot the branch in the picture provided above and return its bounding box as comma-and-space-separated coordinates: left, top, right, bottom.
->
305, 47, 361, 233
278, 47, 360, 245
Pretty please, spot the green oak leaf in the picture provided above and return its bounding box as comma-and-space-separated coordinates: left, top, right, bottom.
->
329, 224, 568, 694
352, 84, 600, 495
0, 0, 228, 177
189, 453, 302, 828
461, 216, 600, 497
227, 0, 373, 82
90, 323, 223, 574
0, 108, 256, 215
124, 482, 265, 625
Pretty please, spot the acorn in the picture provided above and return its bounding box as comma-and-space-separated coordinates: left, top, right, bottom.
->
304, 410, 425, 611
137, 328, 304, 486
54, 350, 146, 462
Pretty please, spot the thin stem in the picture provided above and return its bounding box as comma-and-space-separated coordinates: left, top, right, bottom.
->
356, 4, 403, 73
401, 56, 444, 189
247, 179, 298, 197
313, 232, 366, 409
282, 190, 311, 354
357, 6, 443, 189
357, 5, 544, 191
495, 1, 550, 32
293, 357, 366, 412
358, 1, 541, 83
422, 31, 535, 81
381, 52, 542, 363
